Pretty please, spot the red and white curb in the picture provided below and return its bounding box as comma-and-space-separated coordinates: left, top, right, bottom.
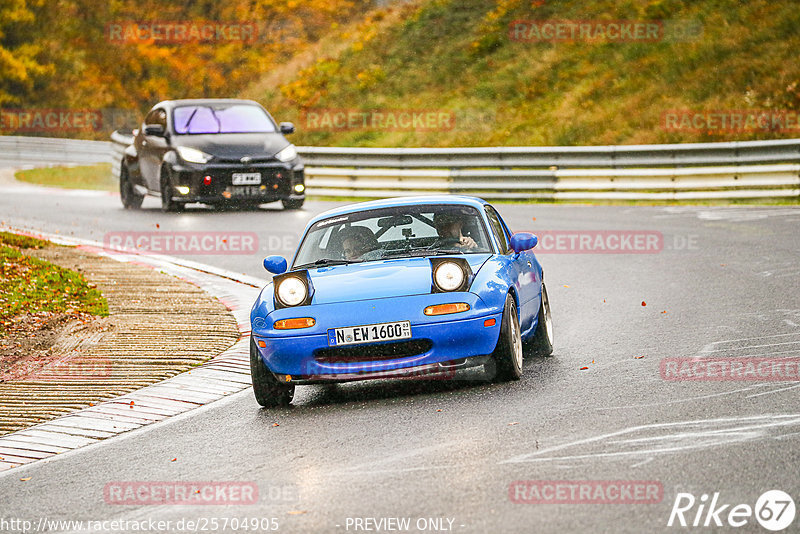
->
0, 229, 268, 472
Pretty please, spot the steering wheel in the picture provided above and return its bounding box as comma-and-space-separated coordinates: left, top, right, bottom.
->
430, 237, 461, 249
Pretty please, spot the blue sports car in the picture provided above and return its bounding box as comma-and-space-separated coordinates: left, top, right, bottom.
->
250, 195, 553, 406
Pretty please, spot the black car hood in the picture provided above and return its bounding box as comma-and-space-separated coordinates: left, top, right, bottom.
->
171, 133, 289, 159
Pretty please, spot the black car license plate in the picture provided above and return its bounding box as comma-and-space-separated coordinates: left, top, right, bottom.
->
229, 185, 262, 197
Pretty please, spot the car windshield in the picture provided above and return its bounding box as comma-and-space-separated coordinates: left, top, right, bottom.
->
293, 204, 493, 269
172, 104, 277, 134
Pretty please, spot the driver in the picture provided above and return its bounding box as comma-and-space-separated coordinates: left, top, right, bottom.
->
339, 226, 380, 260
432, 212, 477, 250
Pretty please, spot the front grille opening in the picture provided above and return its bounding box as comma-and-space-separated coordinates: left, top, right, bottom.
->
314, 339, 433, 364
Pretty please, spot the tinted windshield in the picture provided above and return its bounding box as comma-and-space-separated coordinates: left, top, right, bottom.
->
172, 104, 277, 134
293, 205, 492, 269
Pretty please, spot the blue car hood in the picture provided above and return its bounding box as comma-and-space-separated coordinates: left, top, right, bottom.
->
308, 254, 492, 305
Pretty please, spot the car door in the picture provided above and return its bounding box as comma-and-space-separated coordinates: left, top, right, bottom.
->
485, 205, 539, 336
136, 108, 170, 191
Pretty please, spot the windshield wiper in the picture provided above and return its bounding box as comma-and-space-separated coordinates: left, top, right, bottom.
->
382, 249, 460, 259
294, 258, 361, 270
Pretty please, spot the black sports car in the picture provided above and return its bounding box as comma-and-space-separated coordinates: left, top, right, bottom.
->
119, 98, 305, 211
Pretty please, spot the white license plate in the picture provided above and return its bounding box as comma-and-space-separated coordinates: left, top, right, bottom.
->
328, 321, 411, 346
231, 172, 261, 185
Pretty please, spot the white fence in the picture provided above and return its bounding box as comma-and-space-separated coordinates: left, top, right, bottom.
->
3, 133, 799, 200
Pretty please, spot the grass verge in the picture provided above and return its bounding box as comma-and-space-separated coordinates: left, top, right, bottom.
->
0, 231, 108, 337
14, 163, 115, 191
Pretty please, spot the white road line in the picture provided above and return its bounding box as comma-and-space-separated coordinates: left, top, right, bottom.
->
746, 383, 800, 399
500, 414, 800, 464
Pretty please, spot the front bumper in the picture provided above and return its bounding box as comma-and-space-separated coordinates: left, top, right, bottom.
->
252, 292, 503, 379
166, 161, 304, 203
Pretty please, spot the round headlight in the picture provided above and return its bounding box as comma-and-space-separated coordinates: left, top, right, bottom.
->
434, 262, 465, 291
276, 276, 307, 306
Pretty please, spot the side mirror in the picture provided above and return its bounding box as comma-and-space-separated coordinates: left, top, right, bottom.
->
143, 124, 166, 137
263, 256, 288, 274
279, 122, 295, 135
510, 232, 537, 253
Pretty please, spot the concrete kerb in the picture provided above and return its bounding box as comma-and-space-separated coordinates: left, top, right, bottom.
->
0, 227, 268, 472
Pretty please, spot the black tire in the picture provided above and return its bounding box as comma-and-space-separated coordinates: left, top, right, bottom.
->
529, 282, 554, 356
282, 198, 304, 210
119, 164, 143, 209
250, 336, 294, 407
489, 293, 523, 382
160, 165, 184, 212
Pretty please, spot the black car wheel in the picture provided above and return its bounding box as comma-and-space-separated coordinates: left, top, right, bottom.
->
250, 336, 294, 407
282, 198, 304, 210
160, 165, 184, 212
119, 164, 143, 209
489, 293, 523, 382
528, 282, 554, 356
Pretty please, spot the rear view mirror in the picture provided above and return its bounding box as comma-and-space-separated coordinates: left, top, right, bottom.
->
510, 232, 537, 253
377, 215, 412, 228
143, 124, 166, 137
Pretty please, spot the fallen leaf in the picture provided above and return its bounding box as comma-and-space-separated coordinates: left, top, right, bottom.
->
661, 310, 667, 314
436, 409, 442, 412
272, 422, 279, 427
156, 223, 160, 229
641, 301, 646, 306
531, 217, 536, 221
20, 477, 31, 481
634, 356, 644, 359
508, 422, 519, 426
171, 458, 177, 462
603, 299, 606, 303
579, 366, 589, 370
563, 285, 570, 288
591, 359, 595, 364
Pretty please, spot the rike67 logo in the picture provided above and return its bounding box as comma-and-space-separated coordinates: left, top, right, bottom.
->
668, 490, 796, 531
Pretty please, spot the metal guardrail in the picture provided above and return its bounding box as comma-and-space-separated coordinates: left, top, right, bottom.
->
298, 139, 800, 168
3, 133, 800, 200
0, 135, 112, 168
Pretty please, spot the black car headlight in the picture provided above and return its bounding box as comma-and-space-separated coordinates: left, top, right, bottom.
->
275, 144, 298, 162
175, 146, 212, 164
273, 270, 313, 308
430, 258, 472, 293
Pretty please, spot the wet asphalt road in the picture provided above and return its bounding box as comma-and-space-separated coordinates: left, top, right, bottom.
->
1, 185, 800, 533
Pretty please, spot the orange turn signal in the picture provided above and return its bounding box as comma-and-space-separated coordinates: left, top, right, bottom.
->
257, 340, 267, 348
484, 318, 496, 327
274, 317, 316, 330
424, 303, 470, 316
